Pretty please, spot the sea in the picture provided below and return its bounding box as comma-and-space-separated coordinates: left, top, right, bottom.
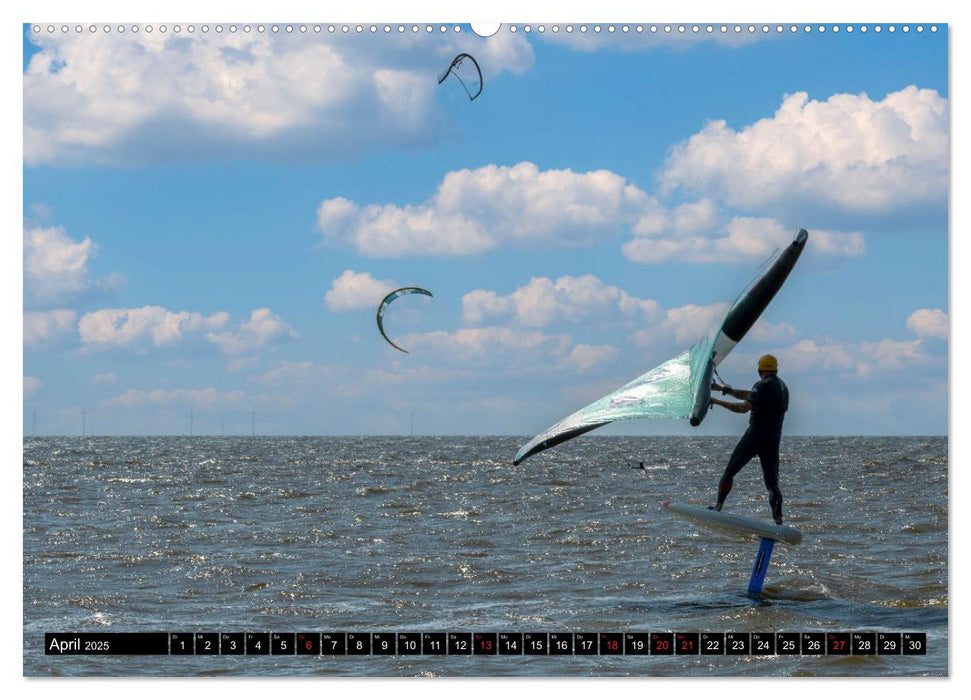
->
22, 435, 948, 677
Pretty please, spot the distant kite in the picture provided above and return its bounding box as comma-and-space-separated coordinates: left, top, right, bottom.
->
438, 53, 483, 101
376, 287, 434, 353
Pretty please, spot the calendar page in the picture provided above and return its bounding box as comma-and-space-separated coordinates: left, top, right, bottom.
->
21, 9, 949, 680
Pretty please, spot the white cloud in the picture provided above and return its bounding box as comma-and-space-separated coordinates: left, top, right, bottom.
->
27, 202, 55, 222
782, 338, 929, 378
634, 303, 729, 348
319, 163, 864, 264
103, 387, 246, 408
24, 376, 42, 395
79, 306, 230, 350
324, 270, 399, 312
318, 162, 655, 257
782, 339, 855, 374
566, 344, 621, 374
77, 306, 297, 356
460, 290, 510, 325
907, 308, 948, 339
462, 274, 661, 327
477, 29, 536, 75
93, 372, 115, 384
404, 326, 616, 375
407, 326, 571, 364
24, 30, 534, 166
227, 356, 260, 372
625, 208, 864, 264
659, 86, 948, 214
23, 226, 124, 305
24, 309, 77, 348
249, 359, 473, 401
746, 320, 797, 344
206, 308, 300, 355
257, 360, 319, 385
339, 365, 473, 397
631, 301, 796, 357
858, 339, 929, 375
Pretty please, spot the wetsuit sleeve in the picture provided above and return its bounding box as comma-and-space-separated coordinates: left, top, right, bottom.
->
748, 381, 764, 409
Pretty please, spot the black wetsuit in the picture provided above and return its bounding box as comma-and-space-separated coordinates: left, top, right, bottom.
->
717, 373, 789, 520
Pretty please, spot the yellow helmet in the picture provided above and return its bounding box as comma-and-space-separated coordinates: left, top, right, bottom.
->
758, 354, 778, 372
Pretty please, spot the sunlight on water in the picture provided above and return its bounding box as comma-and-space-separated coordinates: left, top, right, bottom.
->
23, 435, 947, 677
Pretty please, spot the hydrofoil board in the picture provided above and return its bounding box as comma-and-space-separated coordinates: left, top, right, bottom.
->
662, 500, 802, 545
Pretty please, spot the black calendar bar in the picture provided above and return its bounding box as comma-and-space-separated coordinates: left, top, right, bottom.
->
675, 633, 699, 655
297, 633, 320, 655
45, 633, 168, 655
524, 632, 548, 655
43, 631, 928, 656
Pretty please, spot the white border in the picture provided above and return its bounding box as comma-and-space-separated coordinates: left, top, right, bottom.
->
7, 0, 963, 697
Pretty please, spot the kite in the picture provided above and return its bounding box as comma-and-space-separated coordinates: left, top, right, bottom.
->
438, 53, 483, 100
376, 287, 434, 353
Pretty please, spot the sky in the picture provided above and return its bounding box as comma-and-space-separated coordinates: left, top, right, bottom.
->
20, 19, 949, 437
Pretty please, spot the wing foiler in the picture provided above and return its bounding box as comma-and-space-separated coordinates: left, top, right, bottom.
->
513, 229, 808, 465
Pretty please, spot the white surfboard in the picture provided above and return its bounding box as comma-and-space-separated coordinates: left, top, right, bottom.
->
662, 501, 803, 545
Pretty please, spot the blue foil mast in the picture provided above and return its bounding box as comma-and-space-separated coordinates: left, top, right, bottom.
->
748, 537, 776, 596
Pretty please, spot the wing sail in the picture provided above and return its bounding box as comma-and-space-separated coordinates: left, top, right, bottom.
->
514, 349, 695, 465
688, 228, 808, 424
514, 229, 808, 464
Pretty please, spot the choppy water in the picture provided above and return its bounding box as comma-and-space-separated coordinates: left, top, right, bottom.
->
22, 435, 947, 676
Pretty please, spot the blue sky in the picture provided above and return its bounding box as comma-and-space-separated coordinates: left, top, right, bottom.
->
21, 20, 949, 437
